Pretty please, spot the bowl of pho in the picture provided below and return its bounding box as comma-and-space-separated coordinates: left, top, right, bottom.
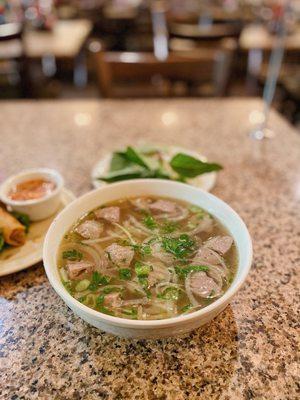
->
43, 179, 252, 338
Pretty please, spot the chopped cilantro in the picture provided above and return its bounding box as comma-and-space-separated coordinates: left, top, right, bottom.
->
181, 304, 192, 313
142, 214, 157, 230
119, 268, 132, 280
160, 220, 179, 234
98, 305, 114, 316
161, 234, 195, 259
88, 271, 111, 291
96, 294, 105, 306
62, 249, 83, 261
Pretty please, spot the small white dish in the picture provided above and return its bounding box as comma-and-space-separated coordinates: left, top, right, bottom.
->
43, 179, 252, 339
91, 146, 217, 192
0, 168, 64, 221
0, 188, 75, 277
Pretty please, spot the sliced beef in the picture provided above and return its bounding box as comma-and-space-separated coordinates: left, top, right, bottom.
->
105, 243, 134, 268
204, 236, 233, 255
190, 271, 222, 298
192, 247, 224, 266
149, 199, 177, 214
95, 207, 120, 223
66, 260, 95, 280
103, 292, 122, 308
75, 220, 103, 240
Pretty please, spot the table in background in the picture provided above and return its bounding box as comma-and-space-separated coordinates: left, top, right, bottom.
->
24, 19, 92, 59
0, 99, 299, 399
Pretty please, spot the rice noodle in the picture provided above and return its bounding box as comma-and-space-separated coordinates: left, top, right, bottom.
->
154, 206, 189, 222
128, 215, 155, 234
123, 220, 148, 239
112, 222, 136, 244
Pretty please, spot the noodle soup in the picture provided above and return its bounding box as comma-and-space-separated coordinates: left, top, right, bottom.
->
58, 197, 237, 320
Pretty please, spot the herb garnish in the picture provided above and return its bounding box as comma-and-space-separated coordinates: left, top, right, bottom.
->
119, 268, 132, 280
161, 234, 195, 259
62, 249, 83, 261
175, 265, 209, 278
98, 146, 222, 183
88, 271, 111, 291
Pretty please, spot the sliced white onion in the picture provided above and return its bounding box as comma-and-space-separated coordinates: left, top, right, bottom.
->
112, 222, 136, 244
122, 298, 149, 306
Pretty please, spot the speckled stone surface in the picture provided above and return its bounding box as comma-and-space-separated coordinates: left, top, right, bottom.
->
0, 99, 299, 400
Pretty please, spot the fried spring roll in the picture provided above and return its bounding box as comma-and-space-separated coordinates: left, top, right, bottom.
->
0, 208, 26, 246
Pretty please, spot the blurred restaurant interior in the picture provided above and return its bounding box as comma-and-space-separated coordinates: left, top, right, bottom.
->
0, 0, 299, 126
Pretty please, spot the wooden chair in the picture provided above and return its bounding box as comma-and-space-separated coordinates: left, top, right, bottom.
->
0, 22, 32, 97
90, 41, 235, 98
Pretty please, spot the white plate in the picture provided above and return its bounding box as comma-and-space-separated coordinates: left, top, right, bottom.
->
0, 188, 75, 277
91, 145, 217, 192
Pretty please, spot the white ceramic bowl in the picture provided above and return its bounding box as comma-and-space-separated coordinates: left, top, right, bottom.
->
0, 168, 64, 221
43, 179, 252, 339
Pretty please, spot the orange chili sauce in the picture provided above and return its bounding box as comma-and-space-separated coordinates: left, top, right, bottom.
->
8, 179, 56, 201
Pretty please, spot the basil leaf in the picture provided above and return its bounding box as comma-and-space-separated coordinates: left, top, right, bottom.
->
98, 166, 148, 183
124, 147, 151, 170
170, 153, 223, 178
109, 152, 133, 172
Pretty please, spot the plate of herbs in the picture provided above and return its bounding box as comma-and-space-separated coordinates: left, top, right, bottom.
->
91, 145, 222, 192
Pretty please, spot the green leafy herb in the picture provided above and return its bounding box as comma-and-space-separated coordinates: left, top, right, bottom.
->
121, 308, 138, 318
162, 234, 195, 259
12, 211, 30, 233
143, 214, 157, 230
97, 305, 114, 316
109, 152, 133, 171
135, 262, 152, 277
181, 304, 192, 313
124, 146, 151, 170
157, 287, 180, 301
63, 281, 74, 294
160, 220, 179, 234
175, 265, 209, 278
78, 295, 87, 303
0, 233, 4, 253
138, 277, 149, 289
98, 166, 149, 183
88, 271, 111, 291
170, 153, 222, 178
62, 249, 83, 261
96, 294, 105, 306
119, 268, 132, 280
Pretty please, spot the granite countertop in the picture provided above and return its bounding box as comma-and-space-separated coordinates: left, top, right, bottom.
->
0, 99, 299, 400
